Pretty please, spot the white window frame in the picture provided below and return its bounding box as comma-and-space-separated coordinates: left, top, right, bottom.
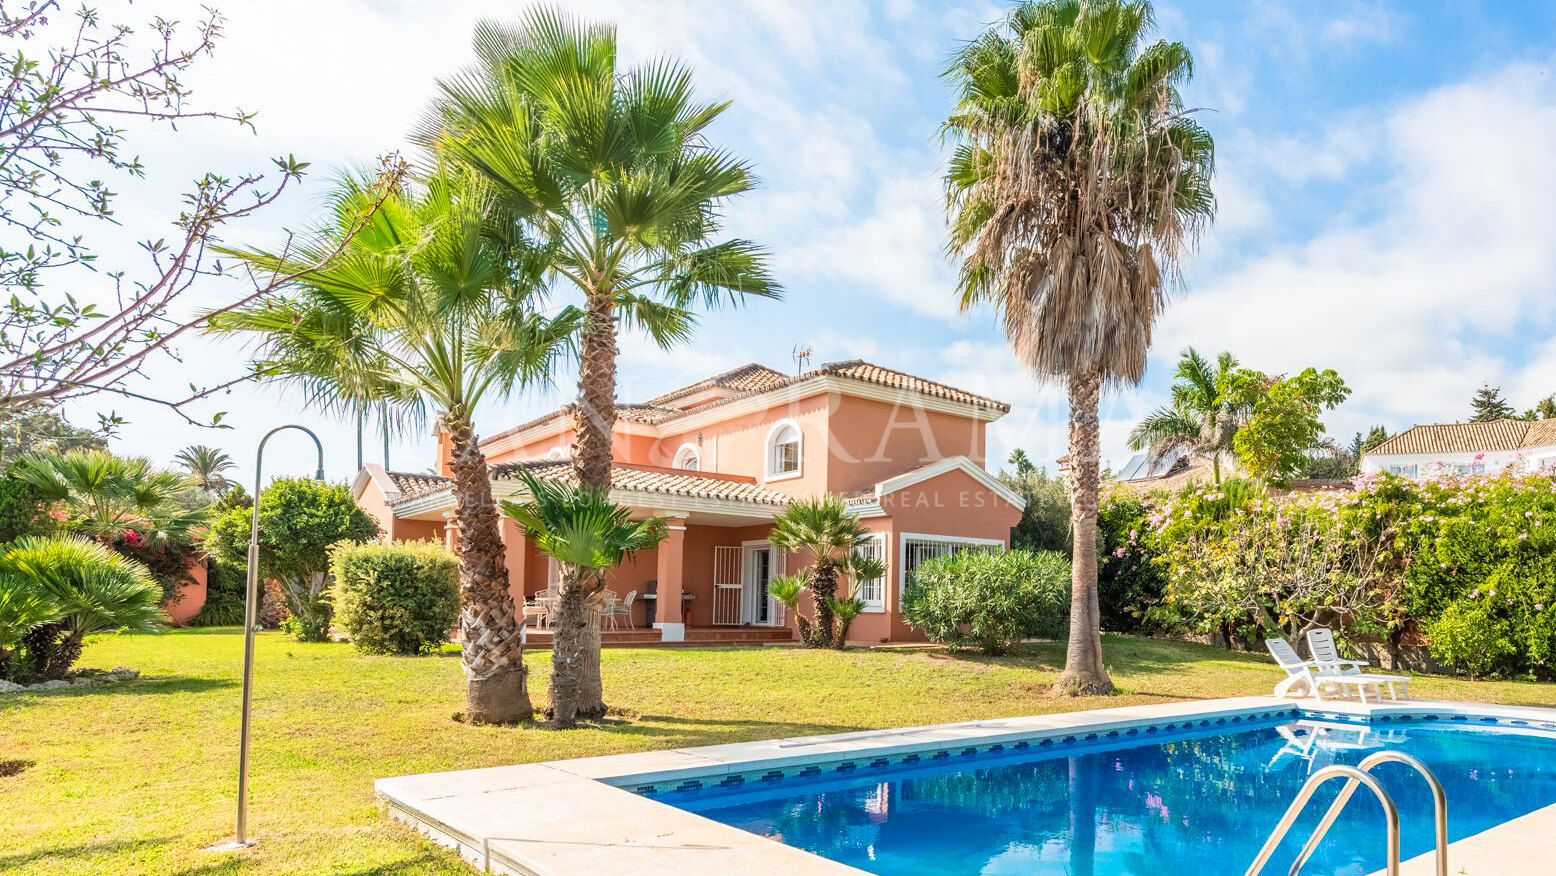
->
545, 446, 566, 461
673, 442, 701, 471
898, 532, 1004, 596
763, 418, 803, 482
853, 533, 887, 613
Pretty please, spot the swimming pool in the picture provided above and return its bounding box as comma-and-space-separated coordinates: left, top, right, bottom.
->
376, 698, 1556, 876
642, 714, 1556, 876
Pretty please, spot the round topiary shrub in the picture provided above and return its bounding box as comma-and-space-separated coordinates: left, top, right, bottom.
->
902, 549, 1069, 655
330, 541, 459, 656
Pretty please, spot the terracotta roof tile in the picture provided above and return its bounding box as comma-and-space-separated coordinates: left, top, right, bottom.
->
386, 470, 452, 501
807, 360, 1011, 412
643, 363, 791, 407
1522, 418, 1556, 448
1369, 420, 1533, 456
489, 459, 791, 505
479, 359, 1010, 448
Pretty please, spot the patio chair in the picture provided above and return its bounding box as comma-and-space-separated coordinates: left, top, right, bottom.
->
1306, 628, 1412, 701
1267, 638, 1320, 699
1265, 637, 1410, 703
604, 591, 637, 631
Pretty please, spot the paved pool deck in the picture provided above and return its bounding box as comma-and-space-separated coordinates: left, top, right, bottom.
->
374, 696, 1556, 876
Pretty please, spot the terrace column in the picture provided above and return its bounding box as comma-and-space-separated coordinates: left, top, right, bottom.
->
654, 516, 688, 642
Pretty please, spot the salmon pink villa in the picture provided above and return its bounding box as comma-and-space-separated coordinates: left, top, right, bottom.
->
352, 361, 1023, 644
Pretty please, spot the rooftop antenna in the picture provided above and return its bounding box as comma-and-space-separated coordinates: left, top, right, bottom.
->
792, 343, 813, 375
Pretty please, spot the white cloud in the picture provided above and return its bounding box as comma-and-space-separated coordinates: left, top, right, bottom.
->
1162, 60, 1556, 440
787, 170, 965, 319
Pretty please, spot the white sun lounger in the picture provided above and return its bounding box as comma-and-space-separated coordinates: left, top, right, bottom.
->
1305, 628, 1412, 701
1265, 637, 1410, 703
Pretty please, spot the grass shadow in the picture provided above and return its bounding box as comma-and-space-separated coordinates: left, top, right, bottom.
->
0, 676, 235, 705
0, 836, 173, 870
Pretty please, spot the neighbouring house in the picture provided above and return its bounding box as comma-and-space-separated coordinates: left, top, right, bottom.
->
1361, 419, 1556, 479
352, 361, 1024, 644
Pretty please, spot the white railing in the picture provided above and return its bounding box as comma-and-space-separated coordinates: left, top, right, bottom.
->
767, 549, 786, 627
713, 546, 742, 625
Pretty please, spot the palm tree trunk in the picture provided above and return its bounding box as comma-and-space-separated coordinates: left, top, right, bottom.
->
574, 292, 617, 488
548, 566, 605, 727
1053, 370, 1115, 696
446, 411, 532, 724
808, 565, 837, 648
571, 290, 617, 717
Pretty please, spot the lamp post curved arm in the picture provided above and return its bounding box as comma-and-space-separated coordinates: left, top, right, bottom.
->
229, 425, 325, 849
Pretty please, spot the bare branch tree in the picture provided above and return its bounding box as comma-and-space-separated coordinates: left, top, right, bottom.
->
0, 2, 405, 423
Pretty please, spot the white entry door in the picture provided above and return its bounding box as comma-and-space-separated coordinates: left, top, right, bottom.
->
741, 542, 785, 626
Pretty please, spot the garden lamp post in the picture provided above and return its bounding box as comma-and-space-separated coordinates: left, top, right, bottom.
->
212, 425, 325, 852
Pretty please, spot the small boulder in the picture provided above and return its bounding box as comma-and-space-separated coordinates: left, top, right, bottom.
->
34, 679, 71, 690
0, 679, 23, 694
105, 668, 139, 681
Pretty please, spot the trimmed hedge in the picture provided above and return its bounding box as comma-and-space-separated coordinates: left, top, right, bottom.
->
901, 549, 1069, 655
329, 541, 458, 656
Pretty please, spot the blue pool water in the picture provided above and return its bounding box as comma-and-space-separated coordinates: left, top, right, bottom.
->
648, 716, 1556, 875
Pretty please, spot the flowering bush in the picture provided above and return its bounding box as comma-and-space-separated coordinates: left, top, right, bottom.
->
1097, 492, 1165, 632
1148, 478, 1399, 648
1143, 471, 1556, 677
1383, 474, 1556, 676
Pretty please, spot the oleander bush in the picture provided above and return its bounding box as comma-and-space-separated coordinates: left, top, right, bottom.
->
1096, 491, 1166, 633
329, 541, 459, 656
1142, 471, 1556, 677
902, 549, 1069, 655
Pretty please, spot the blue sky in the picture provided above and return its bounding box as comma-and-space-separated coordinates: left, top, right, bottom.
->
50, 0, 1556, 484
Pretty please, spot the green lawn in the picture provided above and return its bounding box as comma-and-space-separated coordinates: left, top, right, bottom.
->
5, 630, 1556, 876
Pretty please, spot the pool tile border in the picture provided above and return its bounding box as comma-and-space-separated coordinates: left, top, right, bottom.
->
374, 696, 1556, 876
630, 706, 1301, 801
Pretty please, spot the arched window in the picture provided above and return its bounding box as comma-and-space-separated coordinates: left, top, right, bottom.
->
545, 447, 566, 461
765, 420, 802, 480
673, 443, 700, 471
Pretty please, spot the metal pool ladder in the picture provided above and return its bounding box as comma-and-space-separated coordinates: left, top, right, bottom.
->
1244, 751, 1449, 876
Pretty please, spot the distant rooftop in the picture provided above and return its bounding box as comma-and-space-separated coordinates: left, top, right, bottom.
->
1368, 419, 1556, 456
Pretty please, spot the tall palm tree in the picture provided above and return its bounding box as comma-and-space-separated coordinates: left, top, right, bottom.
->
425, 10, 780, 717
173, 445, 236, 495
945, 0, 1214, 695
1127, 348, 1244, 483
768, 495, 886, 648
498, 469, 665, 727
208, 166, 578, 724
423, 9, 782, 492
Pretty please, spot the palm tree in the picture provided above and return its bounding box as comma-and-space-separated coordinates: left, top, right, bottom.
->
208, 166, 578, 724
1127, 348, 1245, 483
424, 10, 780, 716
0, 576, 60, 681
423, 8, 782, 492
944, 0, 1214, 695
12, 449, 203, 545
2, 535, 164, 681
498, 469, 666, 727
768, 495, 886, 648
173, 445, 236, 495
